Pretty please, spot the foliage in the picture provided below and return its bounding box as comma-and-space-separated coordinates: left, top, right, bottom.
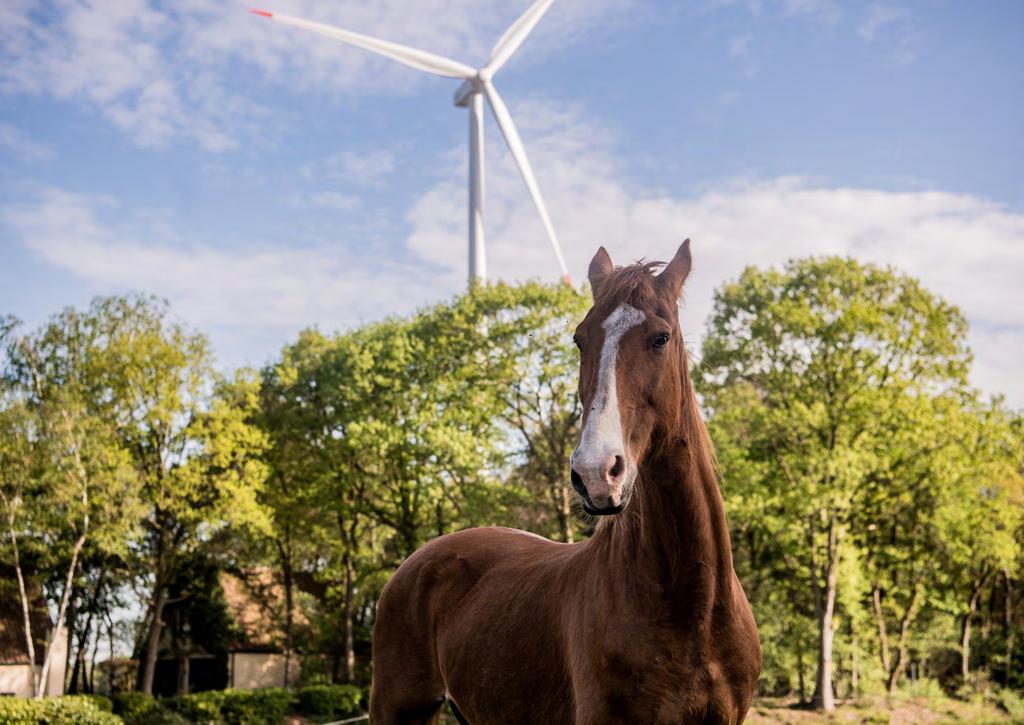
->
166, 688, 291, 725
0, 696, 122, 725
697, 256, 1015, 706
294, 684, 365, 717
2, 265, 1023, 712
110, 693, 158, 722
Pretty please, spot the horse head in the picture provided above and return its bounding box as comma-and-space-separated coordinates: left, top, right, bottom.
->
569, 241, 692, 515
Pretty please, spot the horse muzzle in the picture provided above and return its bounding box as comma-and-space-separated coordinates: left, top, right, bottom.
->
570, 452, 635, 516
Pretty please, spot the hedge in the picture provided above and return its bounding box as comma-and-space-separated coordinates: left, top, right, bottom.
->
0, 696, 122, 725
294, 684, 365, 718
166, 687, 291, 725
0, 685, 369, 725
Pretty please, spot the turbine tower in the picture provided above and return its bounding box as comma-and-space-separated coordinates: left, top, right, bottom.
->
250, 0, 571, 286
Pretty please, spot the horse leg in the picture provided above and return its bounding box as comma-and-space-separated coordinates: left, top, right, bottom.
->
369, 588, 447, 724
369, 640, 446, 725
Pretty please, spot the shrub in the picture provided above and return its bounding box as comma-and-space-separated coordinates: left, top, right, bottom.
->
167, 690, 224, 723
996, 687, 1024, 721
165, 688, 292, 725
0, 696, 122, 725
110, 693, 155, 721
219, 688, 292, 725
110, 692, 188, 725
295, 684, 365, 718
72, 696, 113, 713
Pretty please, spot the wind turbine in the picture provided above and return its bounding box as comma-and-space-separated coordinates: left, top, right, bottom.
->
250, 1, 572, 287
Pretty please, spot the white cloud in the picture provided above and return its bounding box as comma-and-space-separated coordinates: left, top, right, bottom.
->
0, 122, 52, 161
288, 191, 361, 211
5, 101, 1023, 405
403, 102, 1024, 406
301, 150, 396, 186
2, 187, 448, 367
859, 2, 902, 41
0, 0, 634, 151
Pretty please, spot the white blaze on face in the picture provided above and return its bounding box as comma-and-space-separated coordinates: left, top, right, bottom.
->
573, 303, 646, 488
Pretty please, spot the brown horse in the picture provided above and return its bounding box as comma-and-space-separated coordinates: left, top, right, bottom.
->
370, 243, 760, 724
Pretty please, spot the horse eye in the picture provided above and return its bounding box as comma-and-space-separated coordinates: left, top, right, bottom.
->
651, 332, 670, 350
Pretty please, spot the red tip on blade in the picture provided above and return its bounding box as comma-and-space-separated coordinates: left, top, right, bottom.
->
561, 274, 573, 287
249, 9, 273, 18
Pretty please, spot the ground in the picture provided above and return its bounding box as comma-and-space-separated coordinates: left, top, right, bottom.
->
424, 696, 1015, 724
746, 696, 1014, 724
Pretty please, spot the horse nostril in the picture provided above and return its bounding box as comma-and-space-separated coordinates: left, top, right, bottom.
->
609, 455, 625, 480
570, 467, 586, 496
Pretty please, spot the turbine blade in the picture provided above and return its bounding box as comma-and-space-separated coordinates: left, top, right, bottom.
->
249, 10, 476, 79
484, 0, 556, 76
482, 81, 571, 284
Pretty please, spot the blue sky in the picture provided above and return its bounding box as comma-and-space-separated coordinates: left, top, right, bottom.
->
1, 0, 1022, 404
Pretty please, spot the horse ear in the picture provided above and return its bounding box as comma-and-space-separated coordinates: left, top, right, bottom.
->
658, 240, 692, 298
588, 246, 614, 300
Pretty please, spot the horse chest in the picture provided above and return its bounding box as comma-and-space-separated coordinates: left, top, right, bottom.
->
576, 630, 738, 724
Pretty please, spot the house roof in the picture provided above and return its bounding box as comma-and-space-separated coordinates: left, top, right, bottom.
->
0, 574, 52, 666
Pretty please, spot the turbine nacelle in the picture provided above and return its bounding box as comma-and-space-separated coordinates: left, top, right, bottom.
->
453, 78, 480, 108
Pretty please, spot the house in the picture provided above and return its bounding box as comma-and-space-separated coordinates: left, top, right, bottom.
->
0, 578, 67, 698
151, 568, 306, 696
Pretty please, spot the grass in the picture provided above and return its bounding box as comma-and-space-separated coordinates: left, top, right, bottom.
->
746, 695, 1014, 724
423, 693, 1016, 724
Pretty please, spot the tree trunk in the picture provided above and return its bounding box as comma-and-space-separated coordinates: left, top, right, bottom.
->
850, 620, 860, 696
138, 584, 168, 694
276, 537, 294, 689
177, 655, 190, 695
961, 576, 986, 682
558, 483, 574, 543
872, 586, 891, 678
36, 527, 87, 698
796, 640, 806, 704
69, 613, 92, 694
3, 502, 39, 697
811, 517, 841, 711
70, 567, 105, 694
1005, 568, 1014, 685
343, 554, 356, 683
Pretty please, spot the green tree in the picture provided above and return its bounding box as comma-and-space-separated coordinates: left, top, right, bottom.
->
17, 296, 271, 694
1, 310, 139, 698
938, 400, 1023, 682
698, 257, 970, 709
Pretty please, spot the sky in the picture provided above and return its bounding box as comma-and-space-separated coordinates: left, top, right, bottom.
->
1, 0, 1022, 405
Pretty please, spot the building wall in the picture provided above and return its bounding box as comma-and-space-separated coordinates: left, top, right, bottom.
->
228, 652, 301, 690
0, 665, 34, 697
0, 629, 67, 698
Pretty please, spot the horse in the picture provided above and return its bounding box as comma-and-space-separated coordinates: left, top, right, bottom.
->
369, 242, 761, 724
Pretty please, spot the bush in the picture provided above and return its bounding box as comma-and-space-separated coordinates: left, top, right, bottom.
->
219, 688, 292, 725
167, 690, 224, 722
995, 687, 1024, 721
295, 684, 365, 718
70, 696, 113, 713
166, 688, 292, 725
0, 696, 122, 725
110, 692, 188, 725
110, 693, 155, 721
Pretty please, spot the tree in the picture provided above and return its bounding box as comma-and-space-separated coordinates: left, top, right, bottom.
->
1, 309, 143, 698
939, 400, 1023, 682
18, 296, 271, 694
256, 281, 589, 681
698, 257, 970, 710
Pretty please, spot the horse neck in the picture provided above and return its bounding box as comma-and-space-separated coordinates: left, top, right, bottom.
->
596, 432, 735, 608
